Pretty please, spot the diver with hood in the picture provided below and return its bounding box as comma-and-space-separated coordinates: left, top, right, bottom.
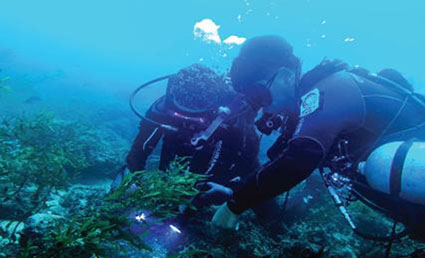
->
212, 35, 425, 239
112, 63, 280, 215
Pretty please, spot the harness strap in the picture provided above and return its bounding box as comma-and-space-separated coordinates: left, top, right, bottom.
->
390, 139, 415, 196
356, 95, 410, 165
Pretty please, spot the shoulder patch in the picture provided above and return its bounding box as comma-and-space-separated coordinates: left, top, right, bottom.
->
299, 88, 320, 118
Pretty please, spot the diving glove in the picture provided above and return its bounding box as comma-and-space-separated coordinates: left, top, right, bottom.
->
110, 166, 138, 194
110, 166, 131, 191
194, 182, 233, 207
211, 203, 239, 230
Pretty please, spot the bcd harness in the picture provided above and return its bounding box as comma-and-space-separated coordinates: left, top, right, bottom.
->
319, 69, 425, 247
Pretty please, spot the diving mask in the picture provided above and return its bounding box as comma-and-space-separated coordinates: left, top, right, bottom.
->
254, 67, 296, 135
262, 66, 297, 115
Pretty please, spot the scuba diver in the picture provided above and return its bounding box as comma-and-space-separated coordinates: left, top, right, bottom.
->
111, 63, 285, 253
211, 35, 425, 241
112, 63, 265, 208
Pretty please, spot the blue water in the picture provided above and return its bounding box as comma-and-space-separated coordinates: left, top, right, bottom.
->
1, 1, 425, 256
1, 0, 424, 102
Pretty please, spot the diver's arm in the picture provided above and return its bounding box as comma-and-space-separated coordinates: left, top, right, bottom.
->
228, 137, 324, 214
126, 116, 164, 172
227, 72, 365, 214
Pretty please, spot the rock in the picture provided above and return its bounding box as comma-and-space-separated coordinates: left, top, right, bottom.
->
0, 220, 24, 242
45, 193, 67, 216
285, 241, 324, 258
25, 213, 64, 234
57, 183, 108, 218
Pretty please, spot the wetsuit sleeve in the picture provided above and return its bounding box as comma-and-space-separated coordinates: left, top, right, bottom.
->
228, 137, 324, 214
228, 72, 365, 214
126, 112, 164, 172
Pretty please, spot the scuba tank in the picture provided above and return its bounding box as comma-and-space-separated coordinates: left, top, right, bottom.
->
318, 67, 425, 249
358, 140, 425, 205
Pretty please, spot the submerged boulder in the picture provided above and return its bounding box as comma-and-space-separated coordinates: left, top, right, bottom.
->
25, 213, 65, 235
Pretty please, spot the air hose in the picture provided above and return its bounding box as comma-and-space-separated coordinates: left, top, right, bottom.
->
319, 168, 409, 243
366, 73, 425, 110
129, 74, 178, 131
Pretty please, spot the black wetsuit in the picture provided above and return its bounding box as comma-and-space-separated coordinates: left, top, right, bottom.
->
228, 68, 425, 214
126, 96, 261, 187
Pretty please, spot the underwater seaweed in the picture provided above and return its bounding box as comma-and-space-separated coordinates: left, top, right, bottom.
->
2, 113, 425, 258
0, 113, 88, 243
167, 177, 425, 258
6, 155, 205, 257
106, 157, 206, 219
0, 112, 126, 256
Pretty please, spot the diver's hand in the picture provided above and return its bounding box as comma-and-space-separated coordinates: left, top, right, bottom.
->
194, 182, 233, 206
110, 167, 139, 195
211, 203, 239, 230
110, 167, 131, 192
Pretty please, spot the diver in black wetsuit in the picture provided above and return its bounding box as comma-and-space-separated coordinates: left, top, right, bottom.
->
127, 64, 259, 179
212, 35, 425, 233
112, 64, 264, 208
